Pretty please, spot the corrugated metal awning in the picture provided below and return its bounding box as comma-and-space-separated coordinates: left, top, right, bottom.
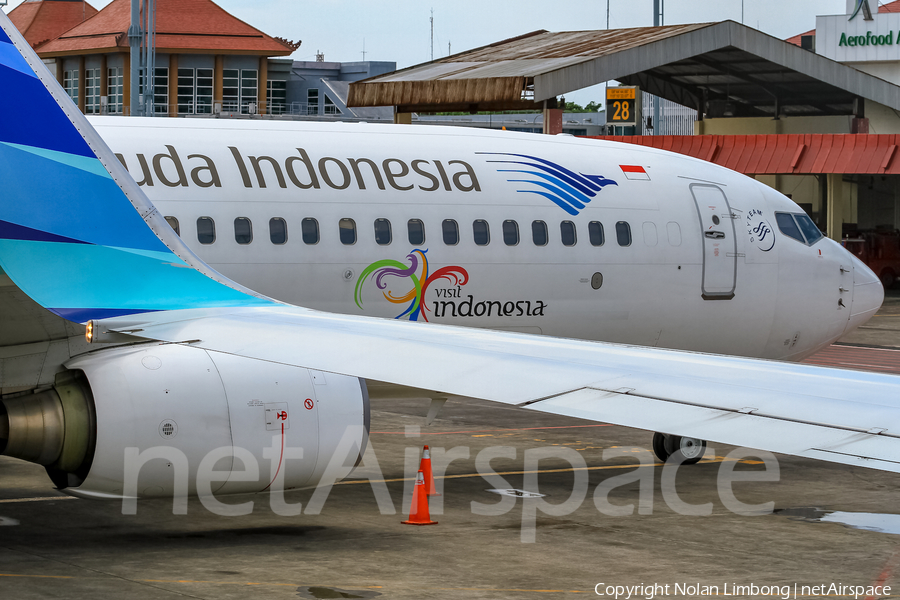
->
348, 20, 900, 117
588, 134, 900, 174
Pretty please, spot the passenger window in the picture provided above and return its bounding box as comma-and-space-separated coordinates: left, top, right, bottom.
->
588, 221, 604, 246
301, 217, 319, 244
234, 217, 252, 245
269, 217, 287, 245
667, 221, 682, 246
616, 221, 632, 247
560, 221, 576, 246
642, 222, 658, 247
442, 219, 459, 245
408, 219, 425, 245
164, 216, 180, 236
374, 218, 392, 245
339, 218, 357, 245
197, 217, 215, 244
473, 219, 490, 246
503, 220, 519, 246
795, 213, 823, 244
532, 220, 548, 246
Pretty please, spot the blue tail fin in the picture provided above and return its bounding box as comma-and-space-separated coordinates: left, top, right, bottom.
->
0, 13, 272, 323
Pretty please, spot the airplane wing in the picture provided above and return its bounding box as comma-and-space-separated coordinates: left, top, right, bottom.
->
1, 12, 899, 477
96, 306, 900, 472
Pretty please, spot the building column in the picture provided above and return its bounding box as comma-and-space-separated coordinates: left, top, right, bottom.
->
826, 173, 845, 242
123, 53, 131, 115
77, 56, 86, 113
169, 54, 178, 116
258, 56, 268, 115
214, 55, 224, 114
393, 108, 412, 124
542, 107, 563, 135
55, 59, 64, 87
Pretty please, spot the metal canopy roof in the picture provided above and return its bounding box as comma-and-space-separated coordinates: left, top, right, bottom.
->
348, 21, 900, 117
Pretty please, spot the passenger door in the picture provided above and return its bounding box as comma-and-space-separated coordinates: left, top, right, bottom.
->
691, 184, 737, 300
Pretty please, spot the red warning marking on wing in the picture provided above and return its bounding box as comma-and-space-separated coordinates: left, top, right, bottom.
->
620, 165, 650, 180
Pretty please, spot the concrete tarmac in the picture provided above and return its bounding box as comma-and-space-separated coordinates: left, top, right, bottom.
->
2, 295, 900, 599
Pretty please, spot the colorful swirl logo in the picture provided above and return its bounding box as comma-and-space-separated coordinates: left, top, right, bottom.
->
477, 152, 617, 215
354, 249, 469, 321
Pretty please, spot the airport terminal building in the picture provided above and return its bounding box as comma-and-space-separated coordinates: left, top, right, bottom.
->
10, 0, 301, 116
7, 0, 395, 119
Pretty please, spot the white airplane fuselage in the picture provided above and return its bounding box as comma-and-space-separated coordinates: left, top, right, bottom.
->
90, 117, 882, 362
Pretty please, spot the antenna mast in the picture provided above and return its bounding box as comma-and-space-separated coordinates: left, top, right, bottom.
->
430, 8, 434, 61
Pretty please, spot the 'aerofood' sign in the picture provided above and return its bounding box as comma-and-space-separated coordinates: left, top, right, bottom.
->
816, 11, 900, 63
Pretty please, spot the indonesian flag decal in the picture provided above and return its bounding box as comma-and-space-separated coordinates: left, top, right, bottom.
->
620, 165, 650, 181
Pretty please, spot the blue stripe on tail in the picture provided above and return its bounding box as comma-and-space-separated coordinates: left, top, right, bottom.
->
0, 13, 274, 323
0, 57, 95, 157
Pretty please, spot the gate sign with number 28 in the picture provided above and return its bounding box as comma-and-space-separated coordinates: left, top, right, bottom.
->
606, 86, 638, 126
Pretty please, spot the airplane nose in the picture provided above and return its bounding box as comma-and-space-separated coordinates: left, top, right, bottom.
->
846, 253, 884, 334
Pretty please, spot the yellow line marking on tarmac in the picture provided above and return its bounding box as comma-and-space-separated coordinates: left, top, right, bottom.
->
0, 459, 763, 501
371, 424, 613, 435
336, 456, 760, 485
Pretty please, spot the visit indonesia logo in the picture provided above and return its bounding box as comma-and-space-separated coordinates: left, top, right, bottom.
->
355, 249, 547, 321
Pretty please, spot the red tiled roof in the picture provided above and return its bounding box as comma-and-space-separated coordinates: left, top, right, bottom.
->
786, 1, 900, 45
785, 29, 814, 47
588, 134, 900, 175
36, 0, 297, 56
9, 0, 99, 49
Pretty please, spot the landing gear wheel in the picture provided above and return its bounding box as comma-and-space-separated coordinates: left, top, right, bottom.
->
666, 435, 707, 465
652, 432, 670, 462
651, 433, 706, 465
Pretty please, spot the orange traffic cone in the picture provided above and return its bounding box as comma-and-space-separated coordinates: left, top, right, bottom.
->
420, 445, 440, 496
402, 470, 438, 526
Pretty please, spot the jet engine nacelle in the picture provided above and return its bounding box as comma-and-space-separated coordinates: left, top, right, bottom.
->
0, 344, 369, 500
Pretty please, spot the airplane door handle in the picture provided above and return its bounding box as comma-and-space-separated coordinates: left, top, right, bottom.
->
705, 231, 725, 239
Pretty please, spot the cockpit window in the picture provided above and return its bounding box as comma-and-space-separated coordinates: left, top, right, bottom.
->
795, 213, 823, 244
776, 212, 823, 246
775, 213, 803, 243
